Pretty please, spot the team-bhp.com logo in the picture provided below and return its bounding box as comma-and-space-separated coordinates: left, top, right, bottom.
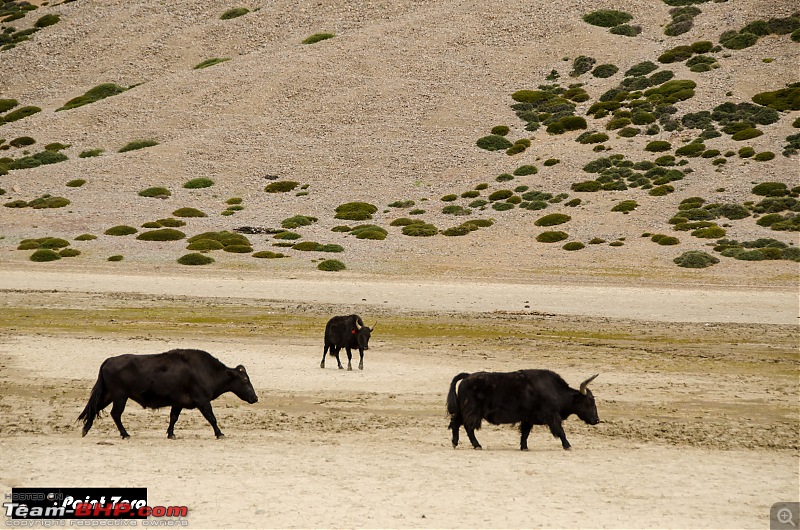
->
4, 488, 187, 524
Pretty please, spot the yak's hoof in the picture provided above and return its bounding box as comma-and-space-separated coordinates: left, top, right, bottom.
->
320, 362, 325, 369
358, 364, 363, 370
473, 446, 482, 450
216, 434, 225, 439
338, 365, 344, 370
347, 365, 352, 371
81, 430, 88, 438
521, 447, 529, 451
168, 434, 176, 440
452, 443, 458, 449
563, 446, 572, 451
121, 434, 130, 440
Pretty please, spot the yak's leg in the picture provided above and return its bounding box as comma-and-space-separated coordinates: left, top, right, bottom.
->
519, 421, 534, 451
110, 397, 130, 439
345, 347, 353, 371
358, 348, 364, 370
548, 417, 570, 450
82, 395, 112, 436
320, 345, 329, 369
464, 426, 482, 450
197, 402, 224, 438
448, 416, 462, 448
167, 406, 182, 439
333, 347, 344, 369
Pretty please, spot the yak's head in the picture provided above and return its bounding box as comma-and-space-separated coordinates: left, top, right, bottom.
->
228, 365, 258, 404
574, 374, 600, 425
354, 320, 375, 351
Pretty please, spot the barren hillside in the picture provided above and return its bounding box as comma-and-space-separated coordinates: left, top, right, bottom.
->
1, 0, 798, 285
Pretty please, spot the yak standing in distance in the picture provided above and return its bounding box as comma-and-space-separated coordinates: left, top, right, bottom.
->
447, 370, 599, 451
320, 314, 374, 370
78, 349, 258, 439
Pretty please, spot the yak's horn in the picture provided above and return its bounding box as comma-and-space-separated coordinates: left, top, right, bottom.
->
370, 321, 377, 331
579, 374, 599, 395
355, 319, 362, 330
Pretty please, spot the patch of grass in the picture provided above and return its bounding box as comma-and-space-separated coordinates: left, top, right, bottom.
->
351, 225, 387, 240
543, 158, 560, 166
609, 24, 640, 37
719, 30, 758, 50
274, 231, 302, 240
253, 250, 287, 259
752, 182, 789, 197
318, 259, 346, 272
570, 56, 596, 77
488, 190, 513, 201
2, 106, 41, 123
59, 248, 81, 257
136, 229, 186, 241
264, 180, 298, 193
223, 244, 254, 253
583, 10, 632, 28
9, 136, 35, 147
589, 238, 606, 244
563, 242, 585, 251
513, 165, 537, 176
58, 84, 130, 111
611, 200, 638, 213
29, 249, 61, 262
491, 125, 510, 136
442, 205, 472, 216
186, 239, 224, 251
74, 234, 97, 241
18, 237, 70, 250
194, 57, 230, 69
753, 151, 775, 162
442, 226, 470, 236
625, 61, 658, 77
651, 234, 680, 245
476, 134, 513, 151
536, 231, 569, 243
738, 147, 755, 158
220, 7, 249, 20
673, 251, 719, 268
402, 222, 438, 237
104, 225, 137, 236
576, 131, 609, 144
282, 215, 318, 229
139, 187, 171, 198
178, 253, 215, 265
675, 142, 705, 157
534, 213, 571, 226
592, 64, 619, 78
118, 140, 158, 153
183, 178, 214, 189
441, 194, 458, 201
0, 99, 18, 113
66, 179, 86, 187
302, 32, 335, 44
79, 149, 104, 158
27, 196, 70, 209
107, 255, 124, 262
335, 201, 378, 221
692, 225, 726, 238
645, 140, 672, 152
172, 207, 206, 218
388, 200, 415, 208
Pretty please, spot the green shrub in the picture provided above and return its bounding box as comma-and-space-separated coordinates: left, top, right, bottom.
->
475, 183, 489, 190
388, 200, 415, 208
75, 234, 97, 241
253, 251, 287, 259
194, 58, 230, 69
513, 165, 537, 176
264, 180, 298, 193
592, 64, 619, 78
625, 61, 658, 77
18, 237, 70, 250
107, 255, 124, 262
442, 226, 470, 236
441, 194, 458, 201
752, 182, 788, 196
335, 201, 378, 221
402, 223, 438, 236
675, 142, 705, 157
221, 7, 249, 19
560, 115, 588, 130
318, 259, 346, 271
9, 136, 35, 147
353, 228, 386, 240
0, 99, 19, 113
652, 234, 680, 245
589, 238, 606, 244
731, 128, 763, 141
186, 239, 224, 251
563, 242, 585, 251
30, 249, 61, 262
719, 31, 758, 50
606, 117, 631, 130
66, 179, 86, 187
118, 140, 158, 153
223, 244, 254, 253
136, 229, 186, 241
609, 24, 640, 36
674, 251, 719, 268
34, 13, 60, 27
139, 187, 171, 198
738, 146, 755, 158
536, 231, 568, 243
302, 32, 335, 44
649, 185, 674, 196
476, 134, 513, 151
583, 10, 632, 28
618, 127, 640, 137
442, 205, 472, 216
468, 199, 488, 208
332, 225, 351, 232
178, 253, 215, 265
390, 217, 416, 226
692, 225, 726, 238
570, 55, 596, 77
183, 178, 214, 189
104, 225, 137, 236
58, 84, 129, 111
172, 207, 206, 217
59, 248, 81, 257
488, 190, 513, 201
461, 190, 480, 199
611, 200, 638, 213
645, 141, 672, 152
2, 106, 41, 123
44, 142, 70, 151
4, 200, 28, 208
534, 213, 571, 226
571, 181, 602, 192
79, 149, 104, 158
491, 125, 510, 136
544, 158, 560, 166
282, 215, 318, 229
576, 132, 608, 144
753, 151, 775, 162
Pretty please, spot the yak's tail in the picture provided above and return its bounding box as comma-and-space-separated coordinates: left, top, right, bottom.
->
446, 373, 470, 416
77, 362, 107, 436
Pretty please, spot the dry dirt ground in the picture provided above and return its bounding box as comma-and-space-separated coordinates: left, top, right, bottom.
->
0, 270, 797, 529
